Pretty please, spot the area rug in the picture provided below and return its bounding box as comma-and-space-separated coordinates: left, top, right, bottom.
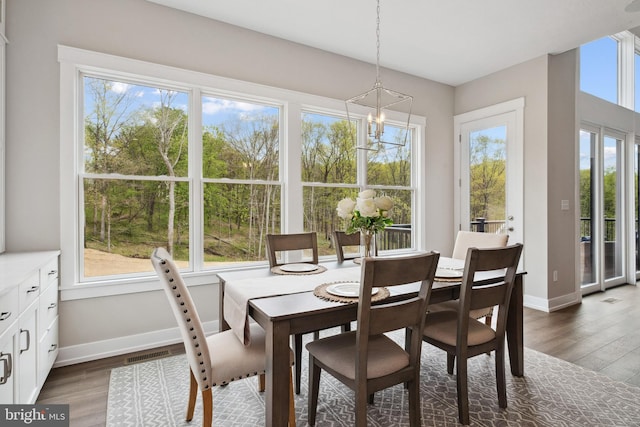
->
107, 331, 640, 426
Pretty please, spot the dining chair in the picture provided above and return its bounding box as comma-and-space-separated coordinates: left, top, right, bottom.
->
431, 230, 509, 325
151, 247, 296, 427
332, 230, 361, 262
266, 232, 319, 395
422, 244, 523, 425
306, 251, 440, 427
266, 232, 319, 267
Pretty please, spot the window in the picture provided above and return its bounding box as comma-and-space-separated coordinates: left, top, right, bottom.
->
301, 113, 414, 256
580, 36, 618, 104
59, 46, 424, 296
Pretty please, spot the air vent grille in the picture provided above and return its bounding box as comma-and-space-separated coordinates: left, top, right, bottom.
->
125, 350, 171, 365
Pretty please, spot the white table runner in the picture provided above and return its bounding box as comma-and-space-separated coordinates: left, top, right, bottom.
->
224, 265, 361, 344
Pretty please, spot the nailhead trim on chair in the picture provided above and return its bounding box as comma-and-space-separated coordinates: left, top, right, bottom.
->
161, 259, 211, 390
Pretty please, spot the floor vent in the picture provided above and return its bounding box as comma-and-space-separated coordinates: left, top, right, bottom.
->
602, 297, 621, 304
125, 350, 171, 365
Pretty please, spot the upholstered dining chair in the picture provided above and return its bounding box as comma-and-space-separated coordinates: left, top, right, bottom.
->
332, 230, 361, 262
266, 232, 319, 395
422, 244, 523, 425
431, 230, 509, 325
306, 252, 440, 427
151, 247, 296, 427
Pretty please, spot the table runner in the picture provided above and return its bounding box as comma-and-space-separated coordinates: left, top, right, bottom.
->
224, 265, 361, 344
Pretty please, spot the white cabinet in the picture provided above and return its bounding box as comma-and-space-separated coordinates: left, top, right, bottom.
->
0, 251, 60, 404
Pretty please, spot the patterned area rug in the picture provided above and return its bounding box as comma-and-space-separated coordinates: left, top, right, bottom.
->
107, 330, 640, 426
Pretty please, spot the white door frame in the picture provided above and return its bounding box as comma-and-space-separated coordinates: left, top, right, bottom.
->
453, 98, 525, 248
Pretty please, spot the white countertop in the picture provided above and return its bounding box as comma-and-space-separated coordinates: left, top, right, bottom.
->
0, 250, 60, 295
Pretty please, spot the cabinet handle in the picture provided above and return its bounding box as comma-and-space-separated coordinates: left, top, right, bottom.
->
48, 270, 57, 276
48, 303, 57, 310
26, 285, 40, 294
0, 311, 10, 321
0, 352, 12, 385
20, 328, 31, 354
48, 344, 58, 353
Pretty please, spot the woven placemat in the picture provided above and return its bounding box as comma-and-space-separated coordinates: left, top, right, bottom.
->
270, 264, 327, 275
313, 281, 390, 303
434, 276, 463, 283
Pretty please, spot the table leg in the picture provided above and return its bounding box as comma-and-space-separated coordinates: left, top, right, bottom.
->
265, 320, 293, 427
218, 280, 230, 332
506, 274, 524, 376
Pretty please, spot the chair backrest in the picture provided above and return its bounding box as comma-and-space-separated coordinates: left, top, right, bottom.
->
332, 231, 361, 262
451, 230, 509, 260
457, 244, 523, 346
356, 252, 440, 376
266, 232, 319, 267
151, 247, 212, 391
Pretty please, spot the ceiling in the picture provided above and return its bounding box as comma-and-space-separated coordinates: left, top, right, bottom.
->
147, 0, 640, 86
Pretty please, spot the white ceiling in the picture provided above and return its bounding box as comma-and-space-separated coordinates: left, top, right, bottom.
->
147, 0, 640, 86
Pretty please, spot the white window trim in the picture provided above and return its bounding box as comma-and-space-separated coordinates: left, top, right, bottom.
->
58, 45, 426, 300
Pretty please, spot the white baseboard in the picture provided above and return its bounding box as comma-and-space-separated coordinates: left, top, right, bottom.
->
54, 320, 220, 367
524, 291, 581, 313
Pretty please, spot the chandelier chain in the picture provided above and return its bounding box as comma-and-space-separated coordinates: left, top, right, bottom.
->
376, 0, 381, 84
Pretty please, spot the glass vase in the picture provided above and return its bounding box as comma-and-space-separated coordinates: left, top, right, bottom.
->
360, 230, 377, 258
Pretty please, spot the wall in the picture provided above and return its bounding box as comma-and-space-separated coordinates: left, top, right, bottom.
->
6, 0, 454, 363
547, 50, 580, 306
454, 55, 551, 308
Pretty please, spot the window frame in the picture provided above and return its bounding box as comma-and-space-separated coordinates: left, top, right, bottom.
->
58, 45, 426, 300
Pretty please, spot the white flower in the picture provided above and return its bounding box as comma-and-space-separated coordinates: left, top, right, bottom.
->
356, 197, 378, 217
336, 197, 356, 219
358, 189, 376, 200
374, 195, 394, 211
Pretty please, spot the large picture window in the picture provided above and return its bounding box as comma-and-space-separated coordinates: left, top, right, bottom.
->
59, 46, 424, 296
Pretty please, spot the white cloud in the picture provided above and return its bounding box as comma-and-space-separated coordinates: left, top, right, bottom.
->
202, 98, 265, 115
111, 82, 131, 94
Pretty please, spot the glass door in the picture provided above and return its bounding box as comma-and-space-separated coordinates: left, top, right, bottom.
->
579, 126, 627, 294
455, 99, 524, 249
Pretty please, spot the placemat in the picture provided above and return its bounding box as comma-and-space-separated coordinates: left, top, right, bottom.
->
434, 276, 464, 283
313, 281, 390, 303
270, 264, 327, 275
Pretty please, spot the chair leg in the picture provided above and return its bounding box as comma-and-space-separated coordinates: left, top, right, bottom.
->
288, 369, 297, 427
258, 373, 265, 392
308, 356, 321, 426
313, 331, 320, 340
201, 388, 213, 427
341, 322, 351, 333
456, 357, 470, 425
186, 370, 198, 421
495, 347, 507, 408
294, 333, 303, 394
484, 314, 492, 327
355, 388, 368, 427
408, 377, 420, 427
446, 354, 455, 374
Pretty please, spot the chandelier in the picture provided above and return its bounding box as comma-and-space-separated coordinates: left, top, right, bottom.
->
345, 0, 413, 150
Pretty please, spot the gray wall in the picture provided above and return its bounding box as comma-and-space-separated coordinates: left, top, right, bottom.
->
454, 55, 552, 305
6, 0, 456, 361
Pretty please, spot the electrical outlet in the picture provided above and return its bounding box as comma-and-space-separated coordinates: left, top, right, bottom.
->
553, 270, 558, 282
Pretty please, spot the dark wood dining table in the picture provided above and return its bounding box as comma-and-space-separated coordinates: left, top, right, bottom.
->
217, 258, 525, 427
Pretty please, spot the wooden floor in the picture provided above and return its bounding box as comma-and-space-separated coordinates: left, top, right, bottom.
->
37, 284, 640, 426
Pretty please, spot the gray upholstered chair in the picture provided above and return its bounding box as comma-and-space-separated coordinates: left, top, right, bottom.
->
422, 244, 523, 425
151, 247, 296, 427
432, 230, 509, 325
332, 230, 361, 262
306, 252, 440, 427
266, 232, 319, 395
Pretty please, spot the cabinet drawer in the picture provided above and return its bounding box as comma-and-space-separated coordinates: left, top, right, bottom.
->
38, 317, 58, 386
38, 283, 58, 340
19, 271, 40, 312
0, 287, 18, 336
40, 258, 59, 290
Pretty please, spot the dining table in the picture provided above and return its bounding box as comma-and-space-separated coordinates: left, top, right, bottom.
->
217, 256, 525, 427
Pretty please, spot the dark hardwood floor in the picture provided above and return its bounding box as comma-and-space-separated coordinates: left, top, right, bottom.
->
37, 284, 640, 426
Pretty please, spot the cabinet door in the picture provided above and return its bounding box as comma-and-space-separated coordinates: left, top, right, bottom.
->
18, 302, 37, 403
0, 322, 16, 404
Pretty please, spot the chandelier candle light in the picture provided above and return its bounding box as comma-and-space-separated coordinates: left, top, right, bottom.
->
336, 189, 394, 258
345, 0, 413, 150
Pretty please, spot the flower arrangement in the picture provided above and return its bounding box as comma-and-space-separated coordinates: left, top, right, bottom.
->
336, 189, 394, 235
